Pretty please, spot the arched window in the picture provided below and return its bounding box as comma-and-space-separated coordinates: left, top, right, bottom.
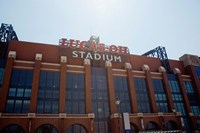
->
146, 122, 160, 131
35, 124, 57, 133
130, 123, 139, 133
165, 121, 178, 130
66, 124, 87, 133
1, 124, 25, 133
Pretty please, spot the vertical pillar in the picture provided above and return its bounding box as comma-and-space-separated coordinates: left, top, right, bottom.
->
105, 61, 116, 114
142, 64, 158, 113
106, 61, 120, 133
30, 53, 42, 113
84, 59, 92, 113
125, 62, 138, 113
174, 68, 191, 113
0, 51, 16, 112
158, 66, 175, 112
59, 56, 67, 113
158, 113, 164, 130
173, 68, 195, 130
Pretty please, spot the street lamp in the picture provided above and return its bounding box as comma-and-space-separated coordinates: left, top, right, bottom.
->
115, 98, 121, 133
172, 108, 176, 113
115, 98, 120, 106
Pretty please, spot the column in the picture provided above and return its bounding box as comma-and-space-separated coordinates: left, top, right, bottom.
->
30, 53, 42, 113
0, 51, 16, 112
105, 61, 116, 114
125, 62, 138, 113
84, 59, 92, 113
59, 56, 67, 113
105, 61, 120, 133
142, 64, 158, 113
174, 68, 191, 114
159, 66, 175, 112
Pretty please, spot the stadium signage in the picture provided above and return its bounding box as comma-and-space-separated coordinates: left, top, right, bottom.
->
72, 51, 122, 62
59, 38, 130, 62
59, 38, 129, 54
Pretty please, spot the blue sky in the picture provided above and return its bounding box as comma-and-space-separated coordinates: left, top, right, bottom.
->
1, 0, 200, 59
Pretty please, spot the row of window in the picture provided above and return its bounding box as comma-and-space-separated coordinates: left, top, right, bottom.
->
6, 69, 33, 113
6, 99, 30, 113
5, 67, 200, 133
5, 69, 200, 116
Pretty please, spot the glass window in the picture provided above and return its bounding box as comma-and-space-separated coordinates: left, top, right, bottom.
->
0, 68, 4, 85
35, 124, 57, 133
66, 73, 85, 114
5, 100, 14, 113
37, 101, 44, 114
195, 66, 200, 83
37, 71, 60, 114
14, 100, 23, 113
44, 101, 51, 113
91, 67, 109, 133
152, 79, 169, 112
24, 89, 31, 97
22, 100, 30, 113
8, 88, 16, 97
184, 81, 200, 116
113, 76, 131, 113
134, 78, 151, 113
66, 124, 86, 133
0, 59, 5, 86
6, 69, 33, 113
16, 88, 24, 97
1, 124, 25, 133
168, 74, 189, 130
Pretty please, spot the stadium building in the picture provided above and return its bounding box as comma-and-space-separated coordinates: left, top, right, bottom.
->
0, 24, 200, 133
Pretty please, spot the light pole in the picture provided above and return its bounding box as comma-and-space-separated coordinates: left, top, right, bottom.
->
115, 98, 121, 133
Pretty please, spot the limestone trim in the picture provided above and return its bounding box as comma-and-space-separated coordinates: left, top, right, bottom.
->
158, 66, 166, 73
14, 60, 35, 64
41, 62, 60, 66
105, 61, 112, 67
60, 56, 67, 63
66, 70, 84, 73
8, 51, 16, 59
13, 66, 34, 69
173, 68, 181, 74
84, 58, 90, 65
124, 62, 132, 69
142, 64, 150, 71
35, 53, 42, 61
67, 65, 84, 68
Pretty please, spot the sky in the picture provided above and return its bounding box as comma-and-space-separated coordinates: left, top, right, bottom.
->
1, 0, 200, 60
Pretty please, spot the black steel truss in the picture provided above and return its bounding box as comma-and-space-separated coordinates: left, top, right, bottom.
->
142, 46, 172, 73
0, 23, 18, 43
0, 23, 18, 59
